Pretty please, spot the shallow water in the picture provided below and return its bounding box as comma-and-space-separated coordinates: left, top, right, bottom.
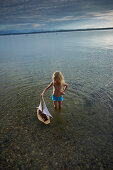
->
0, 30, 113, 169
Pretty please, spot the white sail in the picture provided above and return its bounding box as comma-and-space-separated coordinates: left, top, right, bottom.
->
38, 97, 53, 118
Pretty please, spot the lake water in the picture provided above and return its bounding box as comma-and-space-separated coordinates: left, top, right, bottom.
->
0, 30, 113, 169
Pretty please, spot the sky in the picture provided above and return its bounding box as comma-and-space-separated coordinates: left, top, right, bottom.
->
0, 0, 113, 33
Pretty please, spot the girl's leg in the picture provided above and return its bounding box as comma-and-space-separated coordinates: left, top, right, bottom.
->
58, 101, 62, 109
53, 101, 57, 109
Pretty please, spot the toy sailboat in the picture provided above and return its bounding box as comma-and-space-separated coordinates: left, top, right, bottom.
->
37, 97, 53, 124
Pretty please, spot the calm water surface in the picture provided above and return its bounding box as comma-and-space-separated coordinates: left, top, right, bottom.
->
0, 30, 113, 169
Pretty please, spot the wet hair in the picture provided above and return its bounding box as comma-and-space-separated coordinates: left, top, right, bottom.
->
52, 71, 65, 85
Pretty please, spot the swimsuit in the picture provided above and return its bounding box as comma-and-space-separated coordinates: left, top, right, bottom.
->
51, 93, 63, 101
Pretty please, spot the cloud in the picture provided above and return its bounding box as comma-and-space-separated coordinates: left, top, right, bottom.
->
0, 22, 47, 33
49, 15, 87, 22
87, 10, 113, 27
89, 10, 113, 19
81, 24, 97, 29
33, 24, 41, 27
0, 23, 29, 30
0, 0, 113, 32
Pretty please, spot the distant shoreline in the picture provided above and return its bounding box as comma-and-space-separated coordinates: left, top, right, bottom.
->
0, 27, 113, 36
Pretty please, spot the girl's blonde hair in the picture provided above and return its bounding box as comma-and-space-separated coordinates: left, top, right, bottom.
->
52, 71, 65, 85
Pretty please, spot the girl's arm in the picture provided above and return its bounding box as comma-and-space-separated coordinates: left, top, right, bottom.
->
61, 83, 68, 95
41, 82, 53, 99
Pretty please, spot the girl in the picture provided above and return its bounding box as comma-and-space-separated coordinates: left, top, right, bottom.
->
41, 71, 68, 109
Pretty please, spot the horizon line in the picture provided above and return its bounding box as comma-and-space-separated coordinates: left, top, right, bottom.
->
0, 27, 113, 36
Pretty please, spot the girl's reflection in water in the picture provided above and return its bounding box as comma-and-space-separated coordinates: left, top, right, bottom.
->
52, 108, 67, 139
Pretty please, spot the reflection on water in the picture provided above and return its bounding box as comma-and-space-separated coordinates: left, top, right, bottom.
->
52, 109, 67, 139
0, 30, 113, 169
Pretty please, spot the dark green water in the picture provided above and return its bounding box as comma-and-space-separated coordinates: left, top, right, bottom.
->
0, 30, 113, 169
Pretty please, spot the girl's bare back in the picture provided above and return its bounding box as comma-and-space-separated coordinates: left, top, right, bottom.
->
53, 82, 63, 97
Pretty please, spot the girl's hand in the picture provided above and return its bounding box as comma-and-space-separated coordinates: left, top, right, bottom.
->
60, 91, 65, 95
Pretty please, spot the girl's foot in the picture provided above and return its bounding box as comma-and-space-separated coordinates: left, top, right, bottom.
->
53, 101, 57, 110
59, 106, 62, 110
54, 106, 57, 110
58, 101, 62, 110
